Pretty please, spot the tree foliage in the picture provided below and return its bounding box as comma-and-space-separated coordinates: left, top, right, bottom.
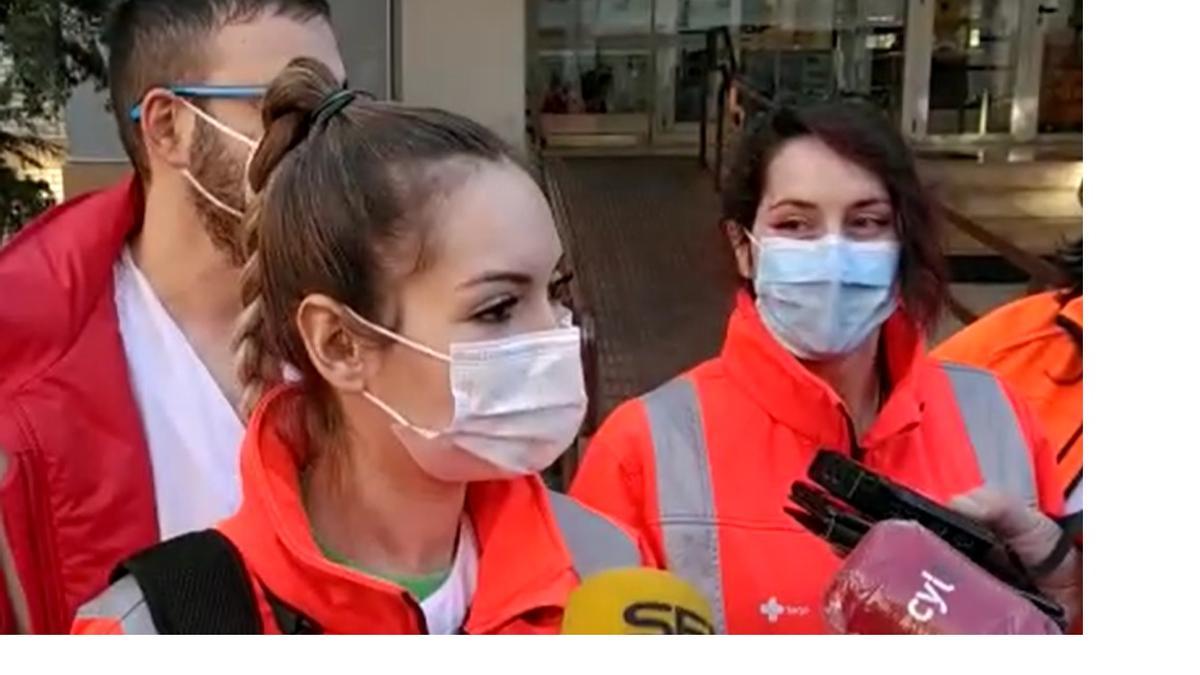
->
1, 0, 111, 240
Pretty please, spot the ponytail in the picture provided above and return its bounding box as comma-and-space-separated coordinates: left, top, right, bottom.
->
233, 57, 347, 417
230, 55, 524, 444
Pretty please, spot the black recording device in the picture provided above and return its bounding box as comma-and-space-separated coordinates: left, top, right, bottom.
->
785, 449, 1067, 628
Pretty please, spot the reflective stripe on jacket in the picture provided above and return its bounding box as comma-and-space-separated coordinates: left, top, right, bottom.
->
571, 292, 1063, 634
934, 292, 1082, 506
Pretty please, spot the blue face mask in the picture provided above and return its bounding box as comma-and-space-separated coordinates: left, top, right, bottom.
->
751, 234, 901, 360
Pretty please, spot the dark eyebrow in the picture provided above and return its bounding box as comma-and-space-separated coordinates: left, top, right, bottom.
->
849, 198, 892, 210
769, 197, 891, 211
767, 198, 819, 211
458, 271, 533, 289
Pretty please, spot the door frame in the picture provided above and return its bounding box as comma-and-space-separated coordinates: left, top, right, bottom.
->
904, 0, 1081, 146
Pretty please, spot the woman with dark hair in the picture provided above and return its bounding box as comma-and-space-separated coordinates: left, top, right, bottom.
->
71, 57, 650, 634
936, 236, 1083, 519
570, 101, 1069, 634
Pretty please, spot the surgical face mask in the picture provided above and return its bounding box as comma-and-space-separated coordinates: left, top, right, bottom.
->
751, 234, 901, 360
177, 97, 259, 220
348, 308, 588, 482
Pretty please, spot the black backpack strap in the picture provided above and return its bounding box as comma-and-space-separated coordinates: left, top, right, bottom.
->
114, 529, 263, 634
263, 586, 323, 634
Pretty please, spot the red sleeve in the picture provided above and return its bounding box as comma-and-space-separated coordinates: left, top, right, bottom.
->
569, 400, 664, 568
1002, 382, 1065, 518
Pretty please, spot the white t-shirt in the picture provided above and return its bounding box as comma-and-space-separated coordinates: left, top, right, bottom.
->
421, 518, 479, 635
114, 249, 245, 540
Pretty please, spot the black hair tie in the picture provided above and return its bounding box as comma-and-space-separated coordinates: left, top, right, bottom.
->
310, 89, 357, 128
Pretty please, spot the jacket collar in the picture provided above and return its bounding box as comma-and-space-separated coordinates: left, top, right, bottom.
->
1058, 295, 1082, 329
720, 290, 929, 447
219, 386, 579, 634
33, 174, 142, 283
0, 174, 142, 353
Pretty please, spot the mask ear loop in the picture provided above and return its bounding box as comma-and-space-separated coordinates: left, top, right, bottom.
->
174, 95, 261, 220
340, 306, 451, 439
360, 390, 440, 439
743, 229, 761, 295
176, 95, 259, 148
181, 169, 246, 219
340, 306, 451, 363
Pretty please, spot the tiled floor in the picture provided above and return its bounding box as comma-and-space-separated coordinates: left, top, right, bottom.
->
546, 156, 738, 426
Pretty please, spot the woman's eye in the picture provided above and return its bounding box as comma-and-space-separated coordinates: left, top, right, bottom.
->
549, 273, 575, 311
848, 216, 892, 234
472, 297, 518, 324
769, 218, 822, 237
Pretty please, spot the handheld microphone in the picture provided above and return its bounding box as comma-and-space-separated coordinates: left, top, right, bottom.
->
822, 520, 1062, 634
561, 568, 717, 634
786, 449, 1067, 628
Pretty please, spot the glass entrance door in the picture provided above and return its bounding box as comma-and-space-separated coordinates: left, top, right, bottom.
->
529, 0, 910, 150
655, 0, 910, 139
651, 0, 736, 147
531, 0, 656, 147
927, 0, 1021, 135
1037, 0, 1082, 134
910, 0, 1083, 145
530, 1, 1078, 150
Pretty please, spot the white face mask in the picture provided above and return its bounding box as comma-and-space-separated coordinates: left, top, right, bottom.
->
177, 97, 259, 220
751, 234, 901, 360
347, 308, 588, 482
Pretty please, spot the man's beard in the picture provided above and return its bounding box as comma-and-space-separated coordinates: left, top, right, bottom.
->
186, 120, 251, 266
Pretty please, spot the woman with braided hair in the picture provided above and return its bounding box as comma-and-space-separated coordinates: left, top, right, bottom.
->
71, 57, 650, 634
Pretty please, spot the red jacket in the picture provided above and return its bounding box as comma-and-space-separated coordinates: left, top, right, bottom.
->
571, 292, 1062, 634
0, 177, 158, 633
73, 386, 652, 634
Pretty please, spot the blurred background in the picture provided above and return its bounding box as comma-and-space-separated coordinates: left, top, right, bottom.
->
0, 0, 1082, 485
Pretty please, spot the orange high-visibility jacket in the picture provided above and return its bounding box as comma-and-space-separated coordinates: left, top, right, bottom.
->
72, 387, 650, 634
570, 292, 1063, 634
934, 292, 1082, 507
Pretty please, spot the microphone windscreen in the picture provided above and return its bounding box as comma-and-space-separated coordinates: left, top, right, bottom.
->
561, 567, 716, 634
823, 520, 1062, 635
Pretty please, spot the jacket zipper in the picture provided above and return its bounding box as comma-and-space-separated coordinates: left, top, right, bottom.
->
0, 485, 32, 632
839, 408, 865, 462
0, 444, 63, 633
20, 448, 66, 631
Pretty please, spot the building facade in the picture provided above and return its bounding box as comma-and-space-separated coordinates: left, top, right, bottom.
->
59, 0, 1081, 197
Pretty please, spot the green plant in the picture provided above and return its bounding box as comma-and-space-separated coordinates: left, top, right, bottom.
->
1, 0, 110, 240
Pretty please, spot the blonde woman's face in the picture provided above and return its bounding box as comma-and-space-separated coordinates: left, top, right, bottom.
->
367, 161, 572, 431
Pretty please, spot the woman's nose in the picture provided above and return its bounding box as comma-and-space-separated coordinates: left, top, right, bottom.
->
532, 300, 560, 332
